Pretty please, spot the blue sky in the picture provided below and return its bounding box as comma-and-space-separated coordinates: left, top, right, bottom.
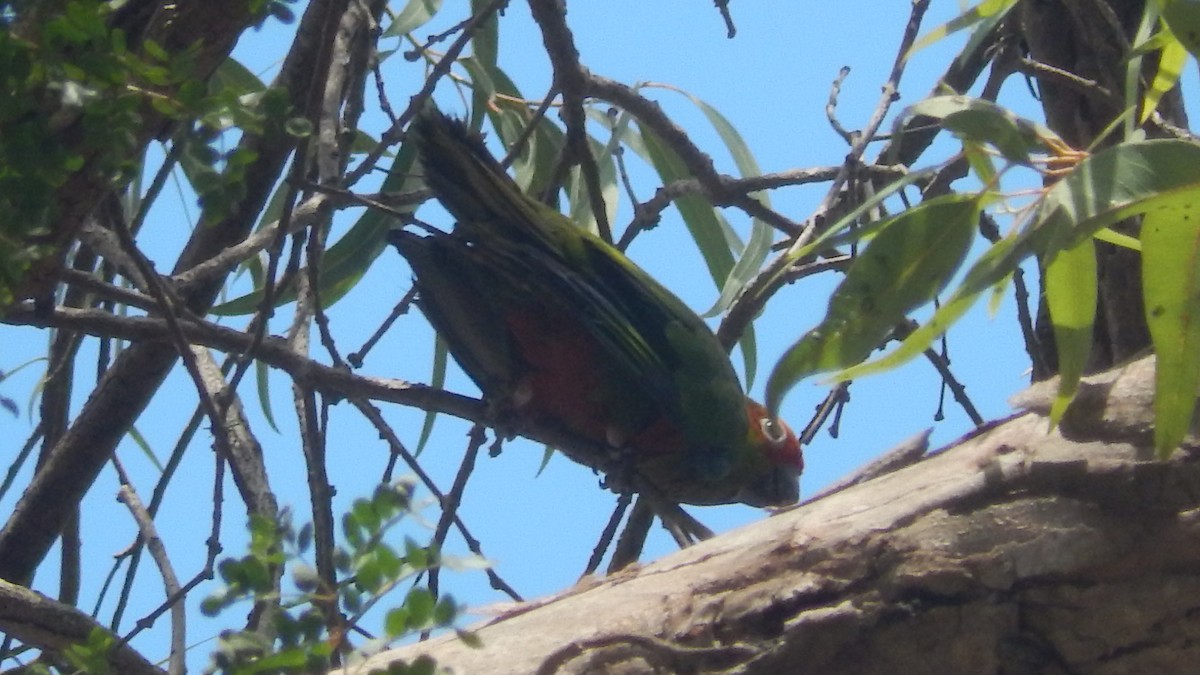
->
0, 1, 1051, 668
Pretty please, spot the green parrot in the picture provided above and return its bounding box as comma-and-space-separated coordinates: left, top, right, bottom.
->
388, 109, 802, 507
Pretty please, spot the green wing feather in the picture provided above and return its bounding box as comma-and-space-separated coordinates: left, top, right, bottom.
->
411, 111, 749, 456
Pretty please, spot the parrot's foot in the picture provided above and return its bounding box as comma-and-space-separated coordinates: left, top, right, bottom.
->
598, 444, 639, 495
606, 490, 713, 573
481, 391, 530, 453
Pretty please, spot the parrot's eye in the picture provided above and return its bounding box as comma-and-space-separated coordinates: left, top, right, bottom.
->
760, 417, 788, 444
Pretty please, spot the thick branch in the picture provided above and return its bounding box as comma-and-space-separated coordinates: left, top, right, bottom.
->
355, 356, 1200, 674
0, 580, 165, 675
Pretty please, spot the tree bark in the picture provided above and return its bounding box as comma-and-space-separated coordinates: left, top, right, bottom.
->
1017, 0, 1187, 378
353, 355, 1200, 674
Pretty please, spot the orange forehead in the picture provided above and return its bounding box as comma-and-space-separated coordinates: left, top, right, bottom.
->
744, 399, 803, 467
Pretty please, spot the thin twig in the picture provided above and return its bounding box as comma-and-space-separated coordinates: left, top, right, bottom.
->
427, 424, 487, 608
113, 461, 185, 675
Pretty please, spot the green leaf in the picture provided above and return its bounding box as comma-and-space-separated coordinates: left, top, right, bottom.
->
908, 0, 1020, 57
900, 95, 1061, 165
766, 194, 980, 415
565, 133, 620, 239
246, 647, 309, 670
536, 444, 555, 476
255, 358, 279, 432
677, 92, 774, 369
457, 628, 483, 649
739, 323, 758, 390
126, 425, 163, 472
469, 0, 499, 82
352, 497, 381, 533
342, 512, 365, 549
1142, 188, 1200, 457
385, 0, 443, 37
433, 595, 459, 625
349, 129, 390, 156
638, 123, 735, 293
771, 169, 934, 287
404, 587, 436, 628
284, 116, 313, 138
841, 139, 1200, 383
385, 607, 411, 637
1094, 226, 1143, 251
1043, 239, 1097, 425
414, 334, 449, 455
209, 57, 266, 96
1161, 0, 1200, 57
1140, 27, 1187, 124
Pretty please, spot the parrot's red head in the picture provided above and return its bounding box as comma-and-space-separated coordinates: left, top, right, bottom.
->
736, 399, 803, 507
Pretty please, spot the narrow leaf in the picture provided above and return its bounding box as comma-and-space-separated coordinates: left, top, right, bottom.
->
385, 0, 443, 37
908, 0, 1020, 57
1140, 30, 1186, 124
255, 358, 279, 432
1043, 239, 1097, 425
414, 335, 449, 455
842, 140, 1200, 384
900, 95, 1061, 166
638, 124, 735, 291
1142, 189, 1200, 457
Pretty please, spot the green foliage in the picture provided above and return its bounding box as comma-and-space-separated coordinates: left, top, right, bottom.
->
763, 5, 1200, 457
766, 194, 981, 415
202, 482, 462, 674
62, 628, 116, 675
0, 0, 309, 303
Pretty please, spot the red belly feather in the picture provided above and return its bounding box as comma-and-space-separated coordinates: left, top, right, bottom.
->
503, 308, 684, 455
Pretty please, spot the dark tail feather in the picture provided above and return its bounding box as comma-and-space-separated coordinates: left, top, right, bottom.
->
411, 109, 549, 245
412, 110, 511, 222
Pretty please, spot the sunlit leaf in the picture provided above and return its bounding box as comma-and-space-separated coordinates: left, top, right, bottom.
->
1044, 239, 1097, 425
1140, 28, 1187, 124
1161, 0, 1200, 57
1093, 226, 1143, 251
908, 0, 1020, 57
766, 194, 980, 415
842, 140, 1200, 382
1142, 188, 1200, 457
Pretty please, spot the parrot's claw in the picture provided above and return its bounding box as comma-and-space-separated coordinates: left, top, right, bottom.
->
598, 444, 639, 495
481, 391, 528, 445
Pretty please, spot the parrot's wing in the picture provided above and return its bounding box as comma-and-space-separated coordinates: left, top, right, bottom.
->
412, 111, 684, 404
389, 229, 523, 397
566, 235, 750, 454
412, 109, 750, 455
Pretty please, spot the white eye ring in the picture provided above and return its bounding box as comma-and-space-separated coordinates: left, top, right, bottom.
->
760, 417, 787, 444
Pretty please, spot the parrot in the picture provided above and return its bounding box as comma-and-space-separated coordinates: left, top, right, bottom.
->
388, 109, 802, 508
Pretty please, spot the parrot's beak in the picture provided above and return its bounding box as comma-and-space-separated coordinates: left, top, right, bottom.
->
736, 463, 801, 507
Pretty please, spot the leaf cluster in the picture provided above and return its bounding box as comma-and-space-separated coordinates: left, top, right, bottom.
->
766, 2, 1200, 458
201, 483, 461, 675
